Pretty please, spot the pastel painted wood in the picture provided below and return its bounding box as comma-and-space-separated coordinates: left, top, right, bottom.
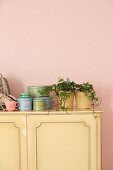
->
0, 110, 101, 170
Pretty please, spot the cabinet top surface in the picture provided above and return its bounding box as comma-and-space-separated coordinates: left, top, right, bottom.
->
0, 108, 102, 115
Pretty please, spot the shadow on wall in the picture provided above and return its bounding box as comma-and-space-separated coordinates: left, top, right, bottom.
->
101, 85, 113, 170
6, 74, 24, 98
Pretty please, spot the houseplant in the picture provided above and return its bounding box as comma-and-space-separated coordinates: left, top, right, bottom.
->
52, 78, 76, 111
75, 82, 100, 109
39, 80, 101, 111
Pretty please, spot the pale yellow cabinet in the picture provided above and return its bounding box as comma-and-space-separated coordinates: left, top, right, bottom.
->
0, 115, 27, 170
27, 112, 101, 170
0, 111, 101, 170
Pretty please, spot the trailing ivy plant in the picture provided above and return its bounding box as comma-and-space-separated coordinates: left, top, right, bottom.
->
39, 86, 53, 97
53, 78, 75, 92
39, 79, 101, 112
76, 82, 101, 106
52, 78, 76, 111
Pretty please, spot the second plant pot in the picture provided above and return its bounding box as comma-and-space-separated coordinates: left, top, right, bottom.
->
75, 92, 91, 109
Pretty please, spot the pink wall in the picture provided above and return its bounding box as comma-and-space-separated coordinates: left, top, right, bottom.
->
0, 0, 113, 169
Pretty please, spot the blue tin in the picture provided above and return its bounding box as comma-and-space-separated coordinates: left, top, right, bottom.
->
17, 97, 32, 111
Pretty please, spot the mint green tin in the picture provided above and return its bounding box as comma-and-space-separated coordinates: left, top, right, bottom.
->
19, 93, 30, 98
33, 97, 52, 111
33, 97, 45, 111
27, 86, 49, 98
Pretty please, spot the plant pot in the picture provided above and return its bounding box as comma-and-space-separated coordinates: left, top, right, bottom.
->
58, 91, 74, 110
75, 92, 91, 109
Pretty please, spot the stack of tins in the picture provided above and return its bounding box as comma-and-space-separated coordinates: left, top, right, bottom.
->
27, 86, 52, 111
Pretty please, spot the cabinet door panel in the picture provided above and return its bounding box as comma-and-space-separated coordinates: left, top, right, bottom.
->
0, 115, 27, 170
28, 114, 101, 170
36, 122, 89, 170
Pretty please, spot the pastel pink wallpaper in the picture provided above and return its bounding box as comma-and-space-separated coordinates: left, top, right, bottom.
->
0, 0, 113, 169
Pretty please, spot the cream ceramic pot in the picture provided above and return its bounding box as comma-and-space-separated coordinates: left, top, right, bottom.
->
75, 92, 91, 109
58, 91, 74, 110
